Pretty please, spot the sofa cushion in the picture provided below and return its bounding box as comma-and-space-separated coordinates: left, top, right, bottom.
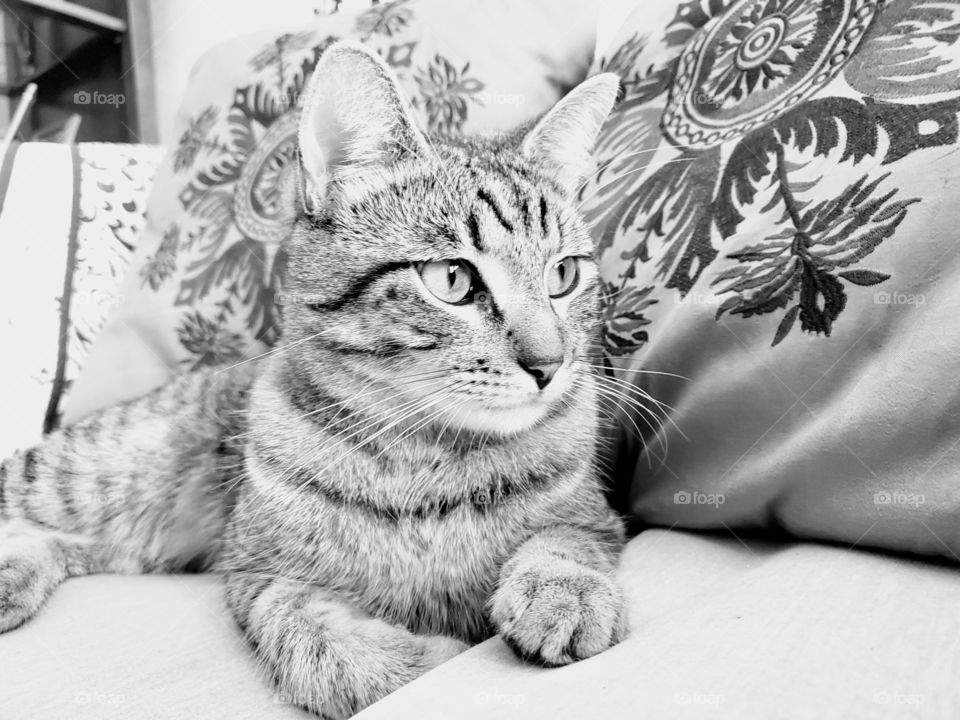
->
0, 574, 309, 719
4, 531, 958, 719
357, 530, 960, 719
582, 0, 960, 560
62, 0, 601, 424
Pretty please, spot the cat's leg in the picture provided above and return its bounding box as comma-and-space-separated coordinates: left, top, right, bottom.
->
0, 519, 97, 632
225, 573, 469, 719
0, 366, 254, 633
490, 523, 627, 667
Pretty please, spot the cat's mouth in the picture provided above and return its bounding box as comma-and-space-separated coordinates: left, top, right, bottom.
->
443, 376, 573, 436
441, 399, 554, 436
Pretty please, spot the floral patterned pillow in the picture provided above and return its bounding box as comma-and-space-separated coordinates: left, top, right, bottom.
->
586, 0, 960, 560
63, 0, 599, 422
0, 142, 161, 458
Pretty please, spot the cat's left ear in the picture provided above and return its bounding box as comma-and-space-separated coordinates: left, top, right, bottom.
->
297, 41, 432, 213
521, 73, 620, 194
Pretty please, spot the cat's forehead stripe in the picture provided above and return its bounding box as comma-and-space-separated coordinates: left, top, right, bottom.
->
468, 179, 557, 255
475, 187, 514, 235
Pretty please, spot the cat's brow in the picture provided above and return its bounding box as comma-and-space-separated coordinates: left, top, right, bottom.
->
311, 261, 411, 312
476, 187, 514, 234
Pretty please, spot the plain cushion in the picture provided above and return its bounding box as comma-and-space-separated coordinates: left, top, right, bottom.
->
3, 531, 960, 719
360, 531, 960, 719
0, 575, 309, 719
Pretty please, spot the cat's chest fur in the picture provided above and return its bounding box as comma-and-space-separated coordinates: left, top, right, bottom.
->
226, 365, 597, 641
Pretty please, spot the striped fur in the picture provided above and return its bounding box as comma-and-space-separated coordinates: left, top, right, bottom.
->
0, 44, 624, 718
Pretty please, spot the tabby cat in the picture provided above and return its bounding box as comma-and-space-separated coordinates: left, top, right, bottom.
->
0, 43, 625, 718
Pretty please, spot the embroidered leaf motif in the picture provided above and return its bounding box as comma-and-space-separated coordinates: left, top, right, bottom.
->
716, 98, 881, 236
356, 0, 413, 39
772, 305, 801, 347
715, 162, 920, 343
140, 224, 180, 290
837, 269, 891, 286
173, 107, 222, 173
588, 147, 720, 294
411, 55, 484, 135
585, 0, 943, 359
602, 283, 659, 356
177, 310, 245, 369
845, 0, 960, 102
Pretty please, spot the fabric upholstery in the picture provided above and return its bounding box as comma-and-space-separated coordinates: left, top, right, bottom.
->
583, 0, 960, 561
3, 531, 959, 719
0, 142, 161, 459
358, 530, 960, 719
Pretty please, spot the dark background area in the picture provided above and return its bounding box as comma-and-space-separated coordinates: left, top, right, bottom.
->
2, 0, 136, 142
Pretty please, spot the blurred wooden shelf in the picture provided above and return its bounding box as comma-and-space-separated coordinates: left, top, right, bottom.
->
5, 0, 126, 34
0, 0, 153, 142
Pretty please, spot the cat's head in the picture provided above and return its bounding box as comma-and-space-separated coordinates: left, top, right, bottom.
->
282, 42, 618, 436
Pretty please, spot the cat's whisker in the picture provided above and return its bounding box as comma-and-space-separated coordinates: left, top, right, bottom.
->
574, 145, 663, 197
283, 387, 449, 487
228, 370, 452, 444
595, 388, 667, 468
374, 395, 472, 463
578, 372, 671, 462
236, 381, 459, 535
316, 377, 455, 447
295, 369, 451, 422
307, 382, 468, 479
316, 393, 453, 475
592, 371, 689, 443
590, 391, 659, 470
583, 362, 692, 382
576, 154, 697, 211
577, 377, 668, 464
214, 329, 336, 374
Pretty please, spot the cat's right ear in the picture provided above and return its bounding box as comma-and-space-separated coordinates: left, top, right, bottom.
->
521, 73, 620, 195
297, 41, 432, 214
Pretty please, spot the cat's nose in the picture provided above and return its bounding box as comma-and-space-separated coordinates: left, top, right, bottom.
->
518, 357, 562, 390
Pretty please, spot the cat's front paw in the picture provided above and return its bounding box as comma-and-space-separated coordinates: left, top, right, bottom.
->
0, 539, 63, 633
491, 558, 625, 667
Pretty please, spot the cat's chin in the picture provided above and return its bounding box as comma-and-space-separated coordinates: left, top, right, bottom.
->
440, 399, 555, 436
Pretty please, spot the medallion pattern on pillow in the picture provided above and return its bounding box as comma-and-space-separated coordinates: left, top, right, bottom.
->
146, 1, 488, 369
586, 0, 959, 351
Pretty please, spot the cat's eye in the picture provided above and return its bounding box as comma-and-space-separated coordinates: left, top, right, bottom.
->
547, 257, 580, 298
419, 260, 476, 304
